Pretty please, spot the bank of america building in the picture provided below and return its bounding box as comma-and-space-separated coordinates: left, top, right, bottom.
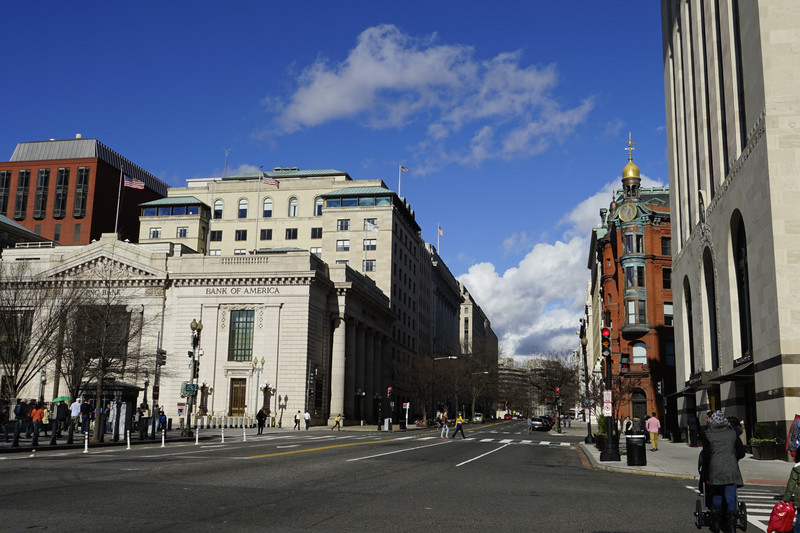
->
4, 167, 496, 429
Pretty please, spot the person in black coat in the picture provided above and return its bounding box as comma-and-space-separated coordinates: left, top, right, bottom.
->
56, 401, 69, 437
702, 410, 745, 532
688, 413, 700, 447
641, 415, 650, 443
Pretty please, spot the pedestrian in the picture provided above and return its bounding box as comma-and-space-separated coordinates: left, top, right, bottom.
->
640, 415, 650, 443
69, 398, 81, 434
526, 416, 533, 434
688, 412, 700, 447
702, 410, 745, 532
440, 410, 450, 439
623, 416, 634, 435
567, 416, 572, 428
80, 400, 92, 434
30, 402, 45, 445
331, 413, 341, 431
25, 399, 35, 438
256, 407, 267, 435
0, 401, 9, 442
56, 400, 68, 437
134, 408, 142, 432
451, 412, 467, 439
294, 411, 301, 430
304, 410, 311, 430
646, 412, 661, 451
780, 448, 800, 533
159, 407, 167, 432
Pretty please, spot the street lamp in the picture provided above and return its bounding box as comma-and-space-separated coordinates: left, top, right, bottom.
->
39, 368, 46, 403
142, 377, 150, 411
579, 323, 594, 444
252, 357, 265, 419
182, 319, 202, 437
374, 393, 382, 430
355, 388, 365, 424
432, 356, 458, 423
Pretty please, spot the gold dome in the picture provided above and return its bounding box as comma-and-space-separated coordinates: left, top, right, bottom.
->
623, 159, 640, 180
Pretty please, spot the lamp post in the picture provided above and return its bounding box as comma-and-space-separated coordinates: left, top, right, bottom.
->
182, 319, 202, 437
599, 323, 620, 462
580, 321, 594, 444
374, 393, 382, 430
39, 368, 46, 403
252, 358, 265, 420
261, 381, 272, 426
432, 356, 458, 422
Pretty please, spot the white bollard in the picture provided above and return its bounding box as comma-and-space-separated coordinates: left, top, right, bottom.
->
83, 432, 88, 454
161, 428, 165, 448
126, 430, 131, 450
195, 427, 199, 445
243, 425, 246, 442
221, 427, 225, 443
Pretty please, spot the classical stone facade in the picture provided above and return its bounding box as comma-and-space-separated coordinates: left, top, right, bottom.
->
4, 234, 392, 427
661, 0, 800, 447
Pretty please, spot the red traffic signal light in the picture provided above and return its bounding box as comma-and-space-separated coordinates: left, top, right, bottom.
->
601, 327, 612, 357
555, 387, 560, 393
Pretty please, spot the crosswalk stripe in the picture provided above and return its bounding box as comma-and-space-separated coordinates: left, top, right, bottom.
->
499, 439, 513, 444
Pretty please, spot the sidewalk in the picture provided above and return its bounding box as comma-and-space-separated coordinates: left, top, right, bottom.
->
577, 431, 792, 486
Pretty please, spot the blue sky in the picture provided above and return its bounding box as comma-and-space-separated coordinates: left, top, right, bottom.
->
2, 2, 668, 359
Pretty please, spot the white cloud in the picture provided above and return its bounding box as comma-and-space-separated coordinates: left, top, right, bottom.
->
267, 24, 593, 169
458, 172, 667, 358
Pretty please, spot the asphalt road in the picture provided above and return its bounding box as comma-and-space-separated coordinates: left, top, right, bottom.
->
0, 421, 755, 532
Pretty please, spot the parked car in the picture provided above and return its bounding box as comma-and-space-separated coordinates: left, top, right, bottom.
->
472, 413, 484, 423
530, 417, 550, 431
503, 413, 513, 420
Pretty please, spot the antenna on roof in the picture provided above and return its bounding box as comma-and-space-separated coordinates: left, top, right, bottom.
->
223, 148, 230, 178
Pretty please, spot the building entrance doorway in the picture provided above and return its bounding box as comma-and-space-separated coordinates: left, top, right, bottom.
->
632, 389, 647, 424
229, 378, 246, 416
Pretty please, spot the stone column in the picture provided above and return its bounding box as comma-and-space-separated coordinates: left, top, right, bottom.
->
364, 330, 375, 422
328, 316, 346, 426
344, 319, 356, 419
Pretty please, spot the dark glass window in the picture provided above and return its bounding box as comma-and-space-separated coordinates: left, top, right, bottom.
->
285, 228, 297, 239
311, 227, 322, 239
33, 169, 50, 220
238, 199, 248, 218
661, 237, 671, 256
228, 310, 254, 361
52, 168, 69, 219
235, 230, 247, 241
213, 200, 223, 219
143, 207, 157, 217
172, 206, 186, 215
210, 230, 222, 242
662, 268, 672, 290
0, 170, 10, 216
73, 167, 89, 218
53, 224, 61, 242
187, 205, 199, 215
260, 229, 272, 240
158, 207, 171, 216
325, 198, 341, 208
14, 170, 31, 220
263, 198, 272, 217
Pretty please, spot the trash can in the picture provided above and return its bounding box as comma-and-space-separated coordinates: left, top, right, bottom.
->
626, 434, 647, 466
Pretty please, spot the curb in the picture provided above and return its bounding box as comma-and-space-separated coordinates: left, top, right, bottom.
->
577, 443, 699, 481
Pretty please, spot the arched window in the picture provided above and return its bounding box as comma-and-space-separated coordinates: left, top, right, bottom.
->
288, 197, 298, 217
632, 342, 647, 364
263, 197, 272, 218
314, 197, 323, 216
238, 198, 248, 219
683, 276, 696, 375
703, 247, 719, 370
731, 211, 753, 358
213, 199, 223, 220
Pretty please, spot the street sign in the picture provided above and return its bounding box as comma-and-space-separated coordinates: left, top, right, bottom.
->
603, 390, 612, 417
402, 402, 409, 408
180, 382, 198, 397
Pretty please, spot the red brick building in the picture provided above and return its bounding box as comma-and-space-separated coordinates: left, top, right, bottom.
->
591, 149, 675, 434
0, 136, 167, 244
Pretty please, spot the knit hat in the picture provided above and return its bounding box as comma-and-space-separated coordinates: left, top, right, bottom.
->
710, 410, 728, 426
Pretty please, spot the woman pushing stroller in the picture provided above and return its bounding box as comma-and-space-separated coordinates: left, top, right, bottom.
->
700, 410, 746, 532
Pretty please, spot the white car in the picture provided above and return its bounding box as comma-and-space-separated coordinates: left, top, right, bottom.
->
472, 413, 483, 423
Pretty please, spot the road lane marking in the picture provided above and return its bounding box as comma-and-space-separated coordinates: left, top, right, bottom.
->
347, 441, 449, 462
276, 445, 299, 449
248, 438, 396, 459
455, 444, 510, 467
499, 439, 513, 444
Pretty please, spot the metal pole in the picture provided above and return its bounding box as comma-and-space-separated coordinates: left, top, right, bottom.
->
600, 352, 620, 461
580, 325, 594, 444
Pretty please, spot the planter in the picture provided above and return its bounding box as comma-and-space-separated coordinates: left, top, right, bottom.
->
751, 441, 777, 460
595, 434, 607, 451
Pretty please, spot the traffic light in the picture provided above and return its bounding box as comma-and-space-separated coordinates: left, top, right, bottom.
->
308, 388, 314, 397
387, 387, 392, 399
156, 349, 167, 366
620, 353, 630, 373
555, 387, 560, 401
601, 326, 612, 358
656, 379, 664, 395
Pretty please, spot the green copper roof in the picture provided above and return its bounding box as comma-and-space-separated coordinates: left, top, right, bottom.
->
323, 186, 392, 197
222, 169, 349, 180
139, 196, 206, 207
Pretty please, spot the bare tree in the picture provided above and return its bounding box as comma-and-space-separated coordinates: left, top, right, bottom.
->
462, 338, 497, 419
392, 354, 434, 422
525, 350, 579, 422
0, 260, 79, 401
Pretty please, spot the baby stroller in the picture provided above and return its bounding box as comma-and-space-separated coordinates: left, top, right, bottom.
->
695, 452, 747, 531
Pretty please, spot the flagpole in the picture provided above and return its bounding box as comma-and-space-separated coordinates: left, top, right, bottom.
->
114, 167, 123, 235
437, 222, 440, 251
254, 166, 263, 253
398, 164, 402, 197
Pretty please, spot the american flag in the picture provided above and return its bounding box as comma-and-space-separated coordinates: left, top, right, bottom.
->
438, 224, 444, 237
123, 176, 145, 190
262, 172, 279, 187
400, 165, 409, 172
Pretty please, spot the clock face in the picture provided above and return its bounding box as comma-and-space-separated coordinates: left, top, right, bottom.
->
618, 202, 637, 222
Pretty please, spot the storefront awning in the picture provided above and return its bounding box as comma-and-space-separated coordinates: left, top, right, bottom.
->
712, 361, 754, 383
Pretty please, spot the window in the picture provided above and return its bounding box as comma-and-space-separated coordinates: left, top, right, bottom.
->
335, 260, 349, 265
337, 219, 350, 231
172, 206, 186, 215
285, 228, 298, 239
235, 229, 247, 241
363, 259, 376, 272
306, 227, 319, 239
213, 199, 223, 219
336, 239, 350, 251
52, 168, 69, 219
364, 218, 378, 231
664, 302, 673, 326
263, 198, 272, 218
73, 167, 89, 218
625, 266, 645, 288
662, 268, 672, 290
624, 233, 644, 254
0, 170, 10, 215
260, 229, 272, 240
234, 249, 247, 255
53, 224, 61, 242
14, 170, 30, 220
661, 237, 671, 256
209, 249, 221, 256
228, 310, 255, 361
73, 223, 81, 241
32, 169, 50, 219
363, 239, 376, 251
288, 197, 298, 217
34, 224, 41, 235
632, 342, 647, 364
177, 227, 188, 238
210, 230, 222, 241
314, 197, 323, 216
627, 299, 646, 325
310, 247, 322, 257
238, 198, 248, 218
149, 228, 162, 238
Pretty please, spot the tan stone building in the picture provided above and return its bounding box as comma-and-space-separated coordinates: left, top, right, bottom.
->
661, 0, 800, 447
